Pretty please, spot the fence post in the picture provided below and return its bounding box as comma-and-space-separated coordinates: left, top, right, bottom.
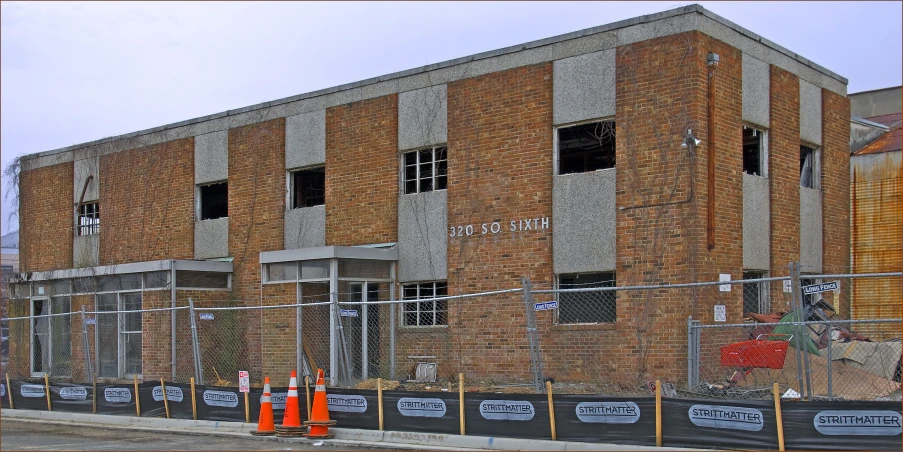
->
795, 263, 814, 400
332, 295, 352, 387
80, 306, 93, 383
788, 262, 806, 398
686, 316, 698, 389
826, 319, 833, 398
522, 277, 543, 394
188, 298, 203, 384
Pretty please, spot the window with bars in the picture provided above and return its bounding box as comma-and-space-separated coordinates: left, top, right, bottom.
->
402, 146, 447, 194
402, 281, 448, 326
742, 271, 769, 315
556, 121, 616, 175
77, 202, 100, 236
557, 272, 617, 323
290, 166, 325, 208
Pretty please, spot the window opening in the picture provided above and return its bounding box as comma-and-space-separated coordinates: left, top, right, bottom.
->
290, 167, 325, 208
742, 271, 769, 315
402, 281, 448, 326
800, 145, 818, 189
77, 202, 100, 236
557, 121, 616, 175
557, 272, 617, 323
199, 182, 228, 220
402, 146, 447, 194
742, 126, 766, 176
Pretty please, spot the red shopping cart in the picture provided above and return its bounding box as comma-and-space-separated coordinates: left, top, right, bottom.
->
721, 333, 792, 369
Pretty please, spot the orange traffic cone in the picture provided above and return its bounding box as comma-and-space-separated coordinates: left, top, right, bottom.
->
275, 370, 305, 437
250, 376, 275, 436
304, 368, 336, 439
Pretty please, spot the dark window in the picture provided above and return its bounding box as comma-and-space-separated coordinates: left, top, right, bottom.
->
742, 126, 765, 176
402, 281, 448, 326
176, 271, 229, 289
800, 146, 817, 188
557, 121, 616, 175
77, 202, 100, 236
402, 146, 447, 194
291, 167, 325, 208
742, 271, 768, 315
199, 182, 228, 220
558, 272, 616, 323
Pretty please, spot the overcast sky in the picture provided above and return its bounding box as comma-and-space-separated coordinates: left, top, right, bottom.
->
2, 1, 901, 234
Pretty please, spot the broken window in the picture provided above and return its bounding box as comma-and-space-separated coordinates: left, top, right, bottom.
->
742, 126, 766, 176
402, 281, 447, 326
557, 272, 617, 323
290, 167, 325, 208
198, 182, 228, 220
402, 146, 447, 194
742, 271, 769, 315
77, 202, 100, 236
556, 121, 616, 175
800, 145, 818, 189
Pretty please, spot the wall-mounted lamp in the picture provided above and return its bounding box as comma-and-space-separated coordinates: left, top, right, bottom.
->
681, 128, 702, 148
707, 52, 720, 67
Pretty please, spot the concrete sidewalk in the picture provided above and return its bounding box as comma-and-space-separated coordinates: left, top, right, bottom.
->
1, 409, 702, 451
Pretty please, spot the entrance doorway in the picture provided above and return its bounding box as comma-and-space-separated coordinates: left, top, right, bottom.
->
341, 282, 385, 381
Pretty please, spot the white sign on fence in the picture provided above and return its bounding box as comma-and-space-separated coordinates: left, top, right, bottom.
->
783, 280, 792, 293
802, 281, 840, 295
199, 313, 214, 321
85, 318, 96, 325
340, 309, 358, 317
238, 371, 249, 393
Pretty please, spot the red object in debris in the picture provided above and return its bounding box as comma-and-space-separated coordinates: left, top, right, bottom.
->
720, 336, 790, 369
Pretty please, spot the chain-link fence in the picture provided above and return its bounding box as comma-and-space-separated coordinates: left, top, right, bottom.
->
3, 266, 900, 402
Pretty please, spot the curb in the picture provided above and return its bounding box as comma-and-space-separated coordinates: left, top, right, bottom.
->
1, 409, 700, 451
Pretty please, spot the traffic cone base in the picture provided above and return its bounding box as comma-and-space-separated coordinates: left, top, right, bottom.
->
305, 368, 335, 439
252, 376, 276, 436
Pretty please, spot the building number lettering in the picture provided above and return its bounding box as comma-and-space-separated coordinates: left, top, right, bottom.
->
449, 218, 550, 237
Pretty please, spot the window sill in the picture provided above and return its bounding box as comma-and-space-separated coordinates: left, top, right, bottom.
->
550, 322, 618, 332
401, 189, 447, 196
399, 324, 449, 332
287, 205, 324, 211
555, 167, 615, 177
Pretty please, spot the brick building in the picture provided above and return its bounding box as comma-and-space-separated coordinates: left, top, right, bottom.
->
8, 5, 849, 386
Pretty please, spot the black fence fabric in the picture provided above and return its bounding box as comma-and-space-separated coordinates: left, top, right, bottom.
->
660, 398, 778, 450
1, 381, 10, 409
143, 382, 194, 419
782, 400, 902, 451
193, 384, 247, 422
327, 388, 381, 430
9, 379, 49, 411
382, 390, 459, 434
553, 395, 656, 446
49, 382, 94, 414
95, 384, 137, 416
464, 393, 552, 440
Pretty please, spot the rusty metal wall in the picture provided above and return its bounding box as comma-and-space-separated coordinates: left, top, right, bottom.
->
850, 150, 901, 336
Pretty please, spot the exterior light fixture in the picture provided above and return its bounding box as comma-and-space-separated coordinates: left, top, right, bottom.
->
707, 52, 720, 67
681, 128, 702, 148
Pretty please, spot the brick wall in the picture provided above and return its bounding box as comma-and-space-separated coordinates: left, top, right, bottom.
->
768, 66, 801, 307
99, 138, 195, 265
19, 162, 73, 273
821, 89, 851, 308
325, 95, 399, 247
446, 63, 553, 379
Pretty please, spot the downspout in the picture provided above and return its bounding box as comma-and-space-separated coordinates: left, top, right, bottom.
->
706, 52, 719, 250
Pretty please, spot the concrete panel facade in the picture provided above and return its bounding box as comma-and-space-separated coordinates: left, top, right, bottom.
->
799, 187, 823, 272
194, 130, 228, 184
800, 80, 823, 145
194, 217, 229, 259
742, 173, 770, 270
284, 205, 326, 250
398, 190, 448, 282
742, 53, 770, 127
72, 234, 99, 268
553, 49, 616, 125
286, 110, 326, 169
552, 169, 616, 274
73, 156, 99, 202
398, 85, 448, 150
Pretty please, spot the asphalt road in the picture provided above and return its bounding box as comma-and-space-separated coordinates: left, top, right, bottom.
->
0, 419, 388, 451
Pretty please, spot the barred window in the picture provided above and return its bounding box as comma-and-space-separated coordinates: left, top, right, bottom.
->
556, 121, 616, 175
402, 281, 447, 326
742, 271, 769, 315
77, 202, 100, 236
402, 146, 447, 194
557, 272, 616, 323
